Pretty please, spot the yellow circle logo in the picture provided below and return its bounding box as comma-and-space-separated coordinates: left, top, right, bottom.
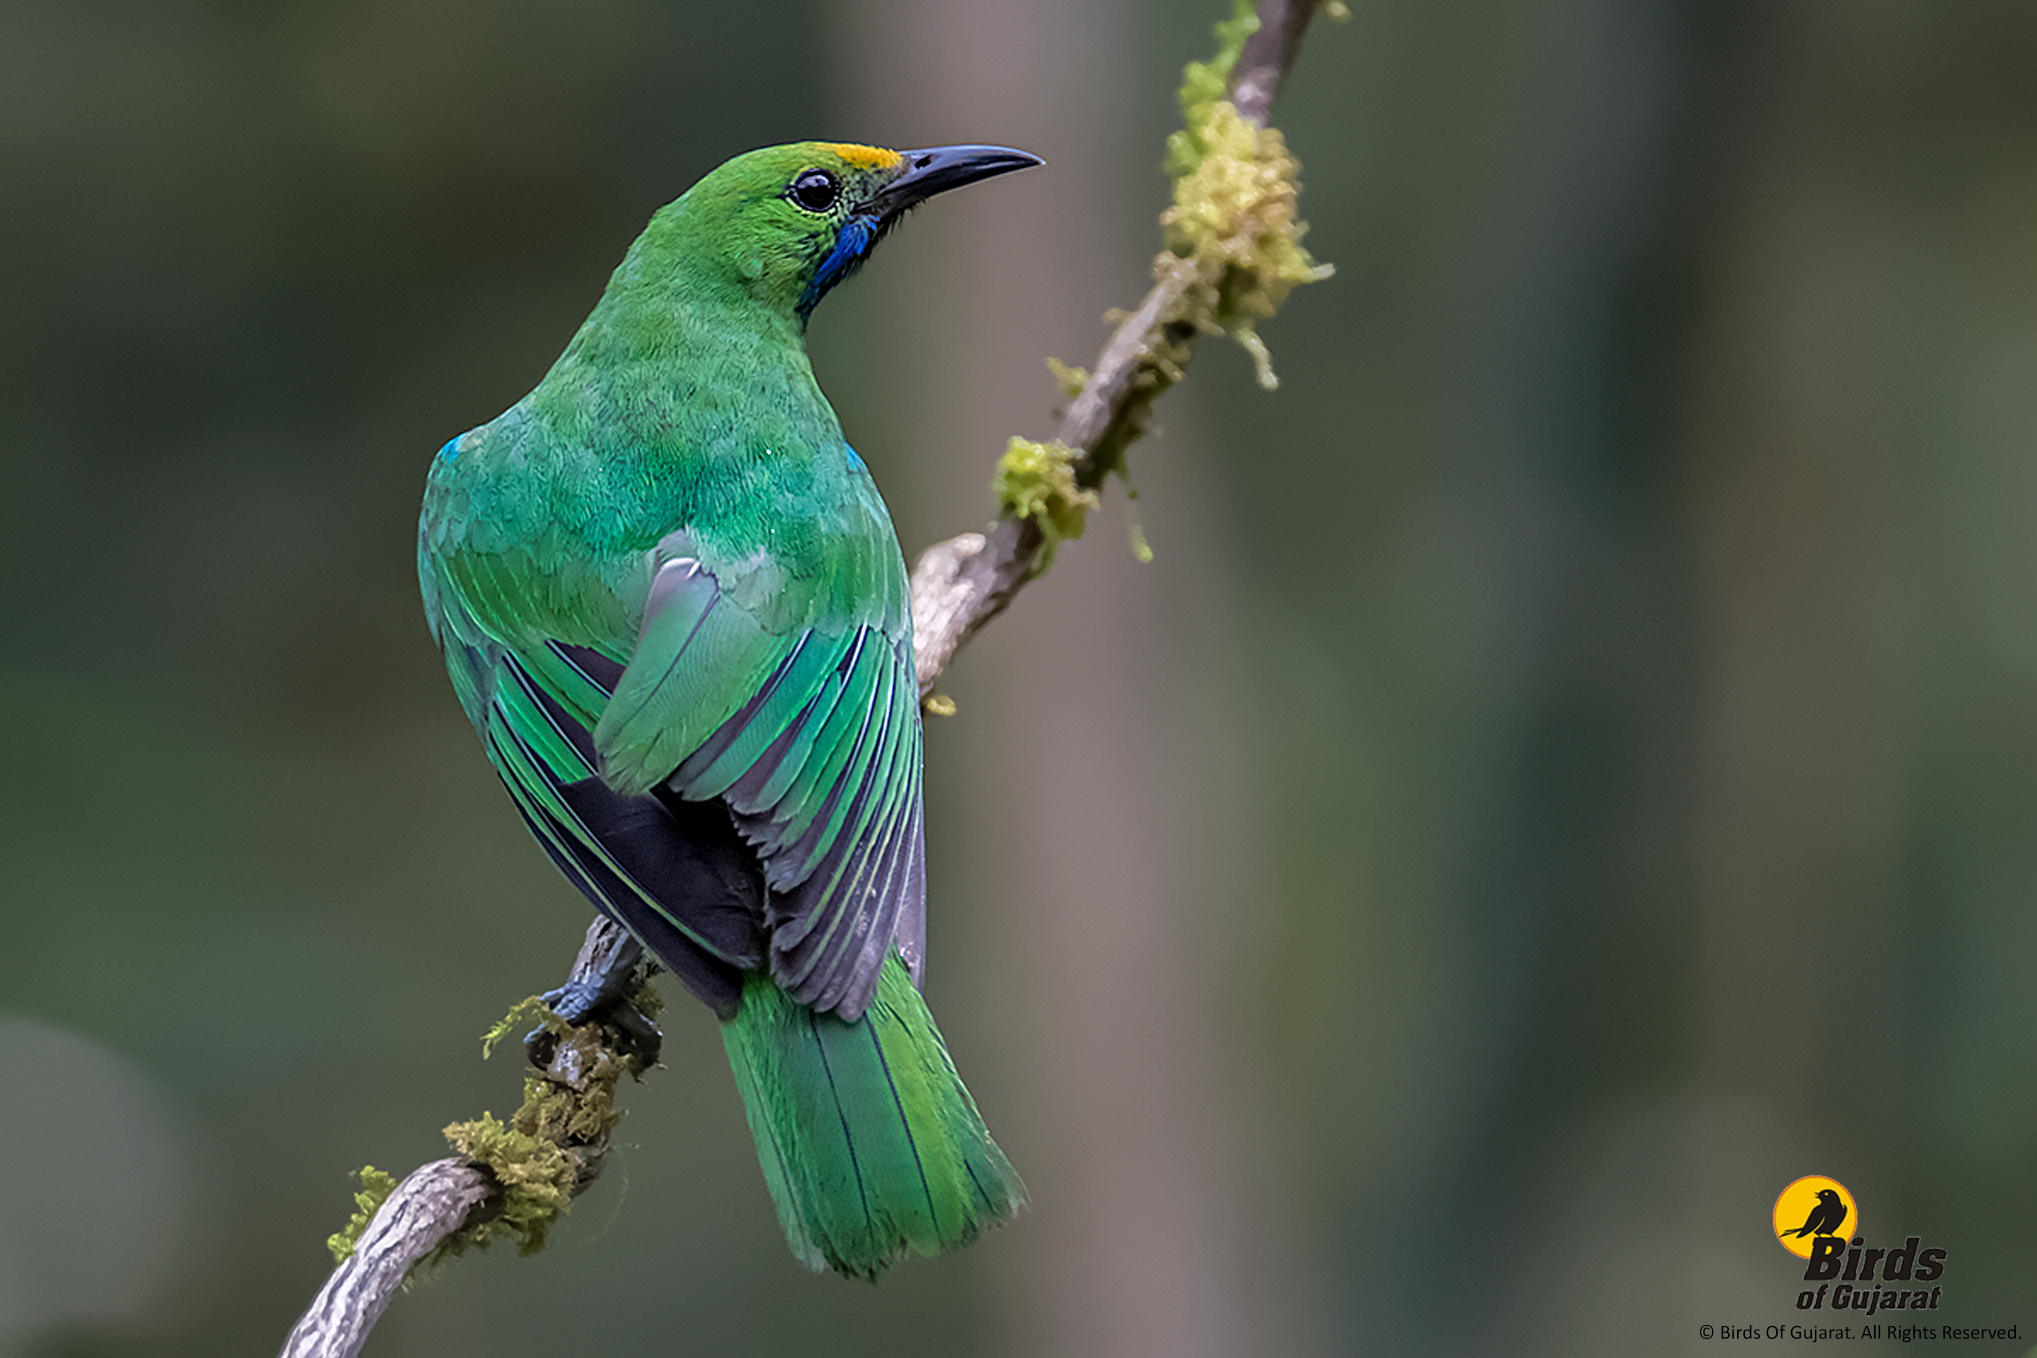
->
1772, 1175, 1857, 1259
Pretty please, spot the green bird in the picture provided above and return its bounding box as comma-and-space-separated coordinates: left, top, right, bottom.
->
417, 141, 1038, 1278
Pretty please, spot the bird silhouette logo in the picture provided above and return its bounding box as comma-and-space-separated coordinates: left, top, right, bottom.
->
1771, 1176, 1858, 1260
1781, 1188, 1847, 1238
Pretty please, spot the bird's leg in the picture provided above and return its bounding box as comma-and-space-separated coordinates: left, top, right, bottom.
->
529, 916, 664, 1068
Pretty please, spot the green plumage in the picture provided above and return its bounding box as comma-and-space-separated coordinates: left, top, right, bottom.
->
418, 141, 1037, 1276
725, 955, 1024, 1278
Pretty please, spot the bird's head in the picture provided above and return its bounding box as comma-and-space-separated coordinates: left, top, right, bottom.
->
649, 141, 1042, 328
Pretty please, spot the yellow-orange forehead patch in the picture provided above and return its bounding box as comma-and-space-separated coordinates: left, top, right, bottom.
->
819, 143, 903, 170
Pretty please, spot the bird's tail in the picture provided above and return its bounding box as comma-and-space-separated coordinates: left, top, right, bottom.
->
720, 954, 1023, 1278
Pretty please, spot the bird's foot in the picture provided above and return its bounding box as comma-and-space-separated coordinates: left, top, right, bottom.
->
529, 980, 663, 1068
526, 920, 664, 1071
540, 977, 612, 1027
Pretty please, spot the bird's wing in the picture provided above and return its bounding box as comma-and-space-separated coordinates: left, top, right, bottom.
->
423, 539, 771, 1016
590, 527, 927, 1022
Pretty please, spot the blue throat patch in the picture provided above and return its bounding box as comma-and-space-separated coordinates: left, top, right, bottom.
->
798, 216, 880, 323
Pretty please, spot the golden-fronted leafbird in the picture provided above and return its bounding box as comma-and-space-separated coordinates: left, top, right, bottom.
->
417, 142, 1039, 1278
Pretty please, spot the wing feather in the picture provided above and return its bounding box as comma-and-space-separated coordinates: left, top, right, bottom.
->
583, 538, 925, 1019
428, 485, 927, 1022
476, 644, 765, 1012
680, 631, 852, 799
739, 630, 866, 816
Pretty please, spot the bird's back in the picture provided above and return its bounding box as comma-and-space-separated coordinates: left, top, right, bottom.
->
416, 139, 1035, 1274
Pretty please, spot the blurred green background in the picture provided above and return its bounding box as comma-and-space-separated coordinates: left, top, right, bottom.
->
4, 1, 2035, 1354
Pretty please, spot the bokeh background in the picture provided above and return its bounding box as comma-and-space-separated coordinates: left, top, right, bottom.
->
4, 1, 2035, 1354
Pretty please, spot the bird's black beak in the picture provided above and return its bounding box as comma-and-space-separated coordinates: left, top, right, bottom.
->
866, 145, 1043, 220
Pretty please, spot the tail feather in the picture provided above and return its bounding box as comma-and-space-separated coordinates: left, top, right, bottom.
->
721, 955, 1023, 1278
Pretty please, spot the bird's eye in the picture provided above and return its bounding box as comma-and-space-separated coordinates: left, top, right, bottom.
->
788, 169, 840, 213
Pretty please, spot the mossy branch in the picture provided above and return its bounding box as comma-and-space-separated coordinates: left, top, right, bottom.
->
280, 3, 1331, 1354
280, 925, 657, 1358
912, 0, 1337, 699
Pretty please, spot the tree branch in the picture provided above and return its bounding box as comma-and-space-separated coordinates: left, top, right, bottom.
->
278, 1160, 496, 1358
277, 919, 654, 1358
910, 0, 1322, 696
280, 2, 1324, 1352
1231, 0, 1319, 127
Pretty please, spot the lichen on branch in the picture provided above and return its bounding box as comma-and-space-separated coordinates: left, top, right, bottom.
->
1161, 0, 1335, 389
320, 994, 646, 1275
994, 436, 1099, 567
986, 0, 1332, 576
1165, 0, 1269, 178
325, 1167, 400, 1265
437, 1095, 577, 1257
434, 1005, 638, 1257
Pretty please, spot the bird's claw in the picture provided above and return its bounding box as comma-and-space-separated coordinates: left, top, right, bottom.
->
540, 978, 608, 1027
525, 979, 663, 1070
